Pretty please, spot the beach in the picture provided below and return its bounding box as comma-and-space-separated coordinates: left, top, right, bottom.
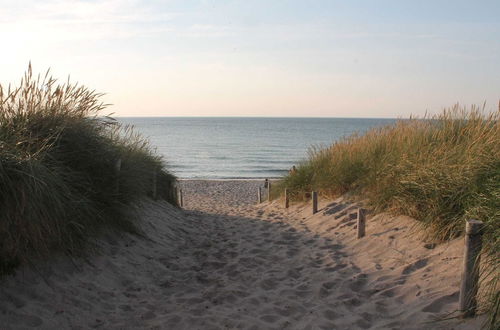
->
0, 180, 485, 329
2, 3, 498, 327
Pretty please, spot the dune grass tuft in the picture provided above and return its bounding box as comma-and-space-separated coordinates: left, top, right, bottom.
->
274, 104, 499, 325
0, 65, 178, 274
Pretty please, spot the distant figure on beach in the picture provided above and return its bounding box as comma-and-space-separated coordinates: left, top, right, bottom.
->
264, 178, 269, 188
289, 166, 297, 175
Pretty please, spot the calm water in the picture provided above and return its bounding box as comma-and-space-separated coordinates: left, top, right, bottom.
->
117, 117, 396, 179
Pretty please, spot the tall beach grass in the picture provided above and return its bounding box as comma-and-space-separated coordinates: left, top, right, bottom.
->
274, 104, 499, 326
0, 66, 177, 274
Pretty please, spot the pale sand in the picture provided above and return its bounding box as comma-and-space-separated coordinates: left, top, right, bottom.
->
0, 180, 486, 329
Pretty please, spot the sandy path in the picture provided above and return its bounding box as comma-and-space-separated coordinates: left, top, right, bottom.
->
173, 190, 358, 329
0, 180, 484, 329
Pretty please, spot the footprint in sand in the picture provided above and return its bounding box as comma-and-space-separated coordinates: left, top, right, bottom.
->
287, 248, 300, 257
337, 294, 362, 308
4, 292, 26, 309
260, 277, 279, 291
322, 281, 336, 290
379, 287, 397, 297
202, 261, 227, 270
287, 267, 302, 279
119, 304, 133, 312
349, 273, 368, 292
12, 313, 43, 328
355, 318, 372, 329
421, 291, 459, 313
260, 314, 280, 323
140, 310, 156, 320
295, 286, 312, 298
401, 258, 429, 275
323, 309, 339, 321
320, 244, 342, 250
319, 286, 331, 298
166, 315, 182, 326
324, 263, 348, 272
226, 251, 238, 258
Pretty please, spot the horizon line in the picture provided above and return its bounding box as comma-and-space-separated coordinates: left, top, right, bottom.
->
111, 115, 402, 120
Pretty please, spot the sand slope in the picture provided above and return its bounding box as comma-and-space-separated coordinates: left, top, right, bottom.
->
0, 180, 485, 329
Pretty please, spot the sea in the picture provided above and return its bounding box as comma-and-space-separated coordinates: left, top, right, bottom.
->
117, 117, 396, 179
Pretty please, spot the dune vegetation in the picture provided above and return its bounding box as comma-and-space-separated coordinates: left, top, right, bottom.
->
0, 66, 177, 274
273, 104, 499, 325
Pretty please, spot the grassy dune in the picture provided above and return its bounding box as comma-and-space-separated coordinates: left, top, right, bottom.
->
274, 104, 499, 325
0, 66, 177, 274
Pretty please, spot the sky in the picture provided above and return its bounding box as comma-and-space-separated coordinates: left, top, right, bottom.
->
0, 0, 499, 118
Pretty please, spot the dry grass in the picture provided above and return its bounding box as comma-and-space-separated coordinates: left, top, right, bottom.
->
274, 104, 499, 327
0, 65, 178, 274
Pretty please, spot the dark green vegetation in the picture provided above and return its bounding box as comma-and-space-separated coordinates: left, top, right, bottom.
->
0, 66, 177, 274
274, 105, 499, 326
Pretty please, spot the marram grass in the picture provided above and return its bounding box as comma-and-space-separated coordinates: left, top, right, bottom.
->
274, 104, 499, 327
0, 65, 178, 273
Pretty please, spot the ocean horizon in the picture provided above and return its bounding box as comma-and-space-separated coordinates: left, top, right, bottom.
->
117, 117, 397, 179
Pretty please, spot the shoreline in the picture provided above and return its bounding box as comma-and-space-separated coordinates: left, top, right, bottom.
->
178, 177, 281, 181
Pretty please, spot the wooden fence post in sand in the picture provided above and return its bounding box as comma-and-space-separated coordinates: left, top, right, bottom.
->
312, 191, 318, 214
114, 158, 122, 195
284, 188, 289, 208
177, 188, 183, 208
257, 187, 262, 204
357, 208, 366, 239
459, 219, 484, 318
267, 182, 272, 202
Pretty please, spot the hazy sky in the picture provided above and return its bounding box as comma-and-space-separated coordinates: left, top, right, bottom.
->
1, 0, 499, 117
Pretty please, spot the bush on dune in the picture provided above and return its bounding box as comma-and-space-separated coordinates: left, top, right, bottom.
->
0, 65, 177, 274
275, 104, 499, 324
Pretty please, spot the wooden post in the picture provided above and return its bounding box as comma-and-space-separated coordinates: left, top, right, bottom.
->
178, 188, 183, 208
114, 158, 122, 195
284, 188, 289, 208
257, 187, 262, 204
459, 219, 484, 318
151, 171, 157, 200
357, 208, 366, 239
267, 182, 272, 202
312, 191, 318, 214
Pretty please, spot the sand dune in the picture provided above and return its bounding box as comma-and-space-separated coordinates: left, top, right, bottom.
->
0, 180, 485, 329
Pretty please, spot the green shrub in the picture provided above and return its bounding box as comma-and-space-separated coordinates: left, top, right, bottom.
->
275, 104, 499, 323
0, 65, 178, 273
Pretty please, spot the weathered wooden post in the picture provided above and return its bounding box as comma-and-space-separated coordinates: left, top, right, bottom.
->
357, 208, 366, 239
114, 158, 122, 195
284, 188, 289, 208
257, 187, 262, 204
312, 191, 318, 214
459, 219, 484, 318
267, 182, 272, 202
178, 188, 183, 208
